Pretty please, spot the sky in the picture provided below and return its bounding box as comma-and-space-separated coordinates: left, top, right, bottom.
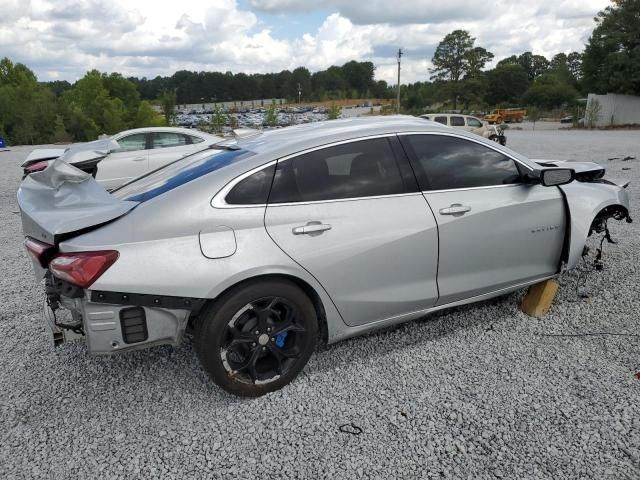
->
0, 0, 609, 84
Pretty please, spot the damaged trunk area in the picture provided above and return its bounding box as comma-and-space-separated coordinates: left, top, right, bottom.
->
17, 159, 137, 262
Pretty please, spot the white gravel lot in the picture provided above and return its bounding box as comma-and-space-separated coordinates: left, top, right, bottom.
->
1, 128, 639, 479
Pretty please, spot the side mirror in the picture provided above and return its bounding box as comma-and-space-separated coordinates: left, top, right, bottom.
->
528, 168, 575, 187
540, 168, 575, 186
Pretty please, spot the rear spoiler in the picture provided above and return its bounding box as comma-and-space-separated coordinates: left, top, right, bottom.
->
21, 148, 67, 166
17, 159, 138, 245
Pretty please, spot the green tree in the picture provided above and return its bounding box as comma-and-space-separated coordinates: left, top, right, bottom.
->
210, 105, 227, 133
582, 0, 640, 95
160, 89, 177, 125
567, 52, 583, 81
521, 73, 578, 108
327, 103, 341, 120
0, 57, 58, 144
527, 106, 541, 130
430, 30, 494, 109
265, 100, 278, 127
584, 97, 603, 128
485, 64, 530, 105
134, 100, 165, 127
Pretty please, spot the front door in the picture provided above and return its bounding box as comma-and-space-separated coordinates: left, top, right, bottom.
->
400, 133, 566, 305
265, 137, 439, 327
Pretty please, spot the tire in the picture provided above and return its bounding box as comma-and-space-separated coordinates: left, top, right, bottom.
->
194, 279, 318, 397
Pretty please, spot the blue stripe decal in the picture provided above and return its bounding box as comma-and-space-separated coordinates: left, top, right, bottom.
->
124, 149, 252, 203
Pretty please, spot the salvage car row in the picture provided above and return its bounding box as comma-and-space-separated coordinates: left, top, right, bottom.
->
17, 116, 631, 396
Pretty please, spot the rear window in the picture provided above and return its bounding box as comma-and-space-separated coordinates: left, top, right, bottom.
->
112, 148, 255, 203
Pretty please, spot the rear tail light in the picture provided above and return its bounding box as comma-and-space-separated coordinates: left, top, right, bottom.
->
49, 251, 119, 288
25, 160, 50, 174
24, 237, 56, 267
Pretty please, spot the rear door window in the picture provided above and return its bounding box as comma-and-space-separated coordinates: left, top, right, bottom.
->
450, 116, 465, 127
402, 135, 521, 190
433, 116, 448, 125
269, 138, 406, 203
226, 164, 276, 205
152, 132, 188, 149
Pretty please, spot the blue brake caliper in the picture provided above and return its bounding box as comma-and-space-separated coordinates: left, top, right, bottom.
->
274, 331, 288, 348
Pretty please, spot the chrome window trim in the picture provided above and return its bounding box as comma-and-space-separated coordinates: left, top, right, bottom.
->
266, 191, 425, 208
211, 159, 278, 209
423, 183, 525, 194
211, 133, 403, 209
211, 130, 536, 208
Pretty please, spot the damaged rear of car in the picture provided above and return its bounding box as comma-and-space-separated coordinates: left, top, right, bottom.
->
19, 160, 141, 348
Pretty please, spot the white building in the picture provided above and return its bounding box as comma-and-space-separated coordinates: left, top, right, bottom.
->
587, 93, 640, 127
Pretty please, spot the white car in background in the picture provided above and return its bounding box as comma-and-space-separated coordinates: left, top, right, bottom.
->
420, 114, 507, 145
22, 127, 223, 190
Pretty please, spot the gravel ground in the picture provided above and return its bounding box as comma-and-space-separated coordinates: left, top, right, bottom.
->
1, 130, 639, 479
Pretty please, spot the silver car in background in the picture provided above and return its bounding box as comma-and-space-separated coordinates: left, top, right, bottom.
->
17, 116, 631, 396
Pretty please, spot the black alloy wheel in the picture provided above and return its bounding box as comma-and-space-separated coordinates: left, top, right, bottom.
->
221, 296, 306, 384
195, 279, 318, 397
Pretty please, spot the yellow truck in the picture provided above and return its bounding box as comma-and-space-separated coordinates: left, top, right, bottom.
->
484, 108, 527, 124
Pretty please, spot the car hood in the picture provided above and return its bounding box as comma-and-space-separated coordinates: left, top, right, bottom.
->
532, 159, 604, 175
17, 158, 138, 247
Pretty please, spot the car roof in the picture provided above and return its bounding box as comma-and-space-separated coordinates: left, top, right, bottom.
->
237, 116, 447, 156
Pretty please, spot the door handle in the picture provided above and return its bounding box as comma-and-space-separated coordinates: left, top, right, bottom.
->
292, 222, 332, 235
132, 156, 146, 162
439, 204, 472, 215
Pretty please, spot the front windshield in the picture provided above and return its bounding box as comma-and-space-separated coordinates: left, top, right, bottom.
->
112, 148, 255, 203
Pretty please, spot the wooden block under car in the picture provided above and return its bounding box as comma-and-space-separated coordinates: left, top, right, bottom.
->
520, 279, 560, 317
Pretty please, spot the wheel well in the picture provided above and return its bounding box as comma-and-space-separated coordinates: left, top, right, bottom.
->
191, 274, 329, 344
589, 204, 629, 235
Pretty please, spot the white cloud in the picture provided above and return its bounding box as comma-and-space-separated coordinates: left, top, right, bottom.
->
0, 0, 609, 84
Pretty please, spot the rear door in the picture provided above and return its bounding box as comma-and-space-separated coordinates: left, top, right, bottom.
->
400, 133, 566, 305
95, 133, 149, 190
264, 136, 439, 327
148, 132, 202, 171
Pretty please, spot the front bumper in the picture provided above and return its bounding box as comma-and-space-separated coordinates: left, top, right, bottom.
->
45, 291, 192, 355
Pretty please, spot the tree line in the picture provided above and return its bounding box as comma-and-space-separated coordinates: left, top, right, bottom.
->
0, 0, 637, 145
404, 0, 639, 113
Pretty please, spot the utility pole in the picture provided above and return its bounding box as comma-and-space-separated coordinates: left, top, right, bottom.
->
396, 48, 403, 114
298, 82, 302, 104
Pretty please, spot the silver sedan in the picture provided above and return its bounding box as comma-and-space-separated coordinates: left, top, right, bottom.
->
18, 116, 631, 396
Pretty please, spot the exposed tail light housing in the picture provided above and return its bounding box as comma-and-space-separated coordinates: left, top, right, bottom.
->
24, 237, 56, 267
49, 251, 119, 288
24, 160, 50, 174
